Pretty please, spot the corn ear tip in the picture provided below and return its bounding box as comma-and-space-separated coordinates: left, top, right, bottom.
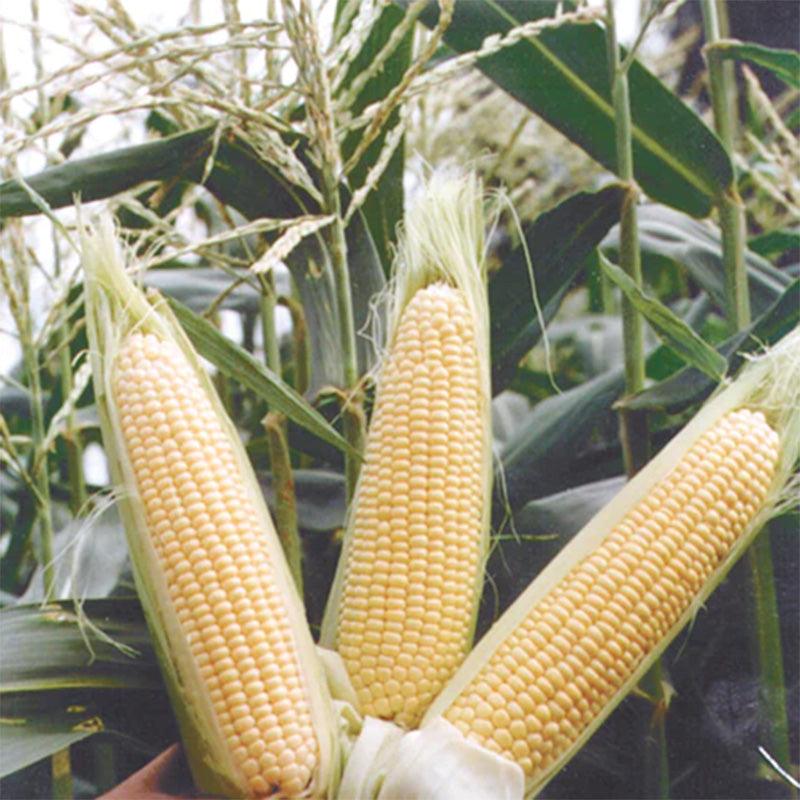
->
79, 211, 120, 278
392, 169, 492, 411
393, 171, 486, 321
740, 326, 800, 505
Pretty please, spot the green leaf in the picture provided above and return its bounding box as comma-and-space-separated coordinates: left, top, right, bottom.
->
338, 4, 413, 273
538, 312, 627, 380
1, 688, 176, 779
1, 710, 92, 779
748, 228, 799, 259
144, 111, 316, 221
499, 365, 625, 510
608, 204, 791, 316
490, 183, 627, 392
166, 297, 356, 458
514, 475, 625, 540
146, 267, 275, 314
709, 39, 800, 89
0, 124, 311, 221
412, 0, 732, 217
624, 278, 800, 412
0, 385, 29, 420
0, 128, 213, 219
0, 600, 157, 694
19, 508, 129, 605
0, 599, 166, 779
205, 132, 315, 221
507, 367, 559, 402
599, 256, 727, 380
0, 478, 37, 595
149, 124, 388, 393
643, 293, 711, 381
489, 476, 626, 612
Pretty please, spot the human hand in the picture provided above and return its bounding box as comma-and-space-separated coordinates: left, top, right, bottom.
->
99, 744, 201, 800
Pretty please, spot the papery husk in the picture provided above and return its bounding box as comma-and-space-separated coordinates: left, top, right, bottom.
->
337, 716, 524, 800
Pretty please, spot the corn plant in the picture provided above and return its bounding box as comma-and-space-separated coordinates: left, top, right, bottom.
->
1, 2, 798, 799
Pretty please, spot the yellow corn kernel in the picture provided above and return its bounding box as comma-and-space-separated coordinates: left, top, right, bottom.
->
336, 282, 484, 727
114, 331, 318, 798
321, 174, 491, 730
442, 408, 780, 784
84, 214, 338, 798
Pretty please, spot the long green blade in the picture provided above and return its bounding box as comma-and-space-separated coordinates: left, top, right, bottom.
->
489, 184, 627, 392
710, 39, 800, 89
166, 297, 357, 458
600, 256, 727, 380
412, 0, 732, 216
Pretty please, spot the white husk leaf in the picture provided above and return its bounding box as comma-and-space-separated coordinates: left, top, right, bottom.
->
317, 646, 360, 710
82, 214, 340, 799
338, 717, 524, 800
337, 717, 405, 800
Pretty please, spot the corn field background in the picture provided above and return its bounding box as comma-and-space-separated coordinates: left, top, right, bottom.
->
0, 1, 798, 798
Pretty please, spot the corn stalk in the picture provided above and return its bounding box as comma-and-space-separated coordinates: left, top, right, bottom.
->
701, 0, 791, 781
605, 2, 668, 795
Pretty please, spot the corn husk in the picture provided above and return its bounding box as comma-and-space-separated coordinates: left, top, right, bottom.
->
82, 215, 340, 799
337, 716, 524, 800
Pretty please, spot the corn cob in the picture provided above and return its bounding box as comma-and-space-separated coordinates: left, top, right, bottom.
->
321, 175, 492, 728
423, 327, 800, 798
82, 217, 338, 799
